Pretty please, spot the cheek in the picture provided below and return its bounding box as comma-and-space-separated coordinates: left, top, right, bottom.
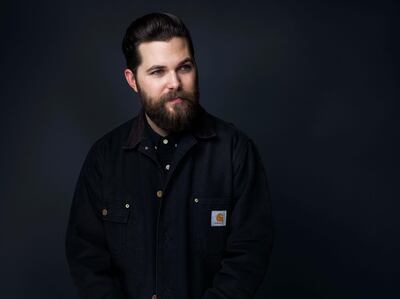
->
182, 74, 197, 90
142, 79, 164, 97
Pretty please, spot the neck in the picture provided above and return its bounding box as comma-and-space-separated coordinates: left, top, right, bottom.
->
145, 113, 169, 137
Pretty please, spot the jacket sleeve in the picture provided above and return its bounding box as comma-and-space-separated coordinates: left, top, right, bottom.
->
65, 142, 126, 299
201, 138, 273, 299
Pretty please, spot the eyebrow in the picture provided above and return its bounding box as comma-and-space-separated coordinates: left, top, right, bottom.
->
146, 57, 194, 73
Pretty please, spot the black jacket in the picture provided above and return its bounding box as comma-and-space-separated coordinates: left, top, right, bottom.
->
65, 106, 273, 299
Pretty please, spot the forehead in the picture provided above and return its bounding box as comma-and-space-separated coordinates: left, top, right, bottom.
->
137, 37, 192, 69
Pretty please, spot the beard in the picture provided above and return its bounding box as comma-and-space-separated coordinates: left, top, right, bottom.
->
137, 84, 201, 133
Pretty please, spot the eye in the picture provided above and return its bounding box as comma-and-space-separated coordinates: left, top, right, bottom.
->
150, 69, 164, 76
179, 64, 193, 72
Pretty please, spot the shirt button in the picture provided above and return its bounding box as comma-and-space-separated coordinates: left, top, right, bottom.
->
165, 164, 170, 170
144, 146, 149, 150
125, 203, 130, 209
102, 208, 108, 216
163, 138, 168, 144
194, 198, 199, 203
154, 145, 158, 150
156, 190, 163, 198
174, 143, 178, 148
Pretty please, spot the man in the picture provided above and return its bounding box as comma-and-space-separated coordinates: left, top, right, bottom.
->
65, 12, 272, 299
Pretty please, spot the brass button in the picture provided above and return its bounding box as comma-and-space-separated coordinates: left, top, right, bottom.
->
156, 190, 163, 198
102, 208, 108, 216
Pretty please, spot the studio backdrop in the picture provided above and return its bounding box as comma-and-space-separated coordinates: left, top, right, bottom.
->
0, 1, 398, 298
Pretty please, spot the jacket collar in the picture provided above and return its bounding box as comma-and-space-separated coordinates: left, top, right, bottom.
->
122, 105, 216, 150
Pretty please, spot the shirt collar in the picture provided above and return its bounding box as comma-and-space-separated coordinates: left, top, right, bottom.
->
143, 115, 163, 146
122, 105, 217, 150
143, 113, 182, 147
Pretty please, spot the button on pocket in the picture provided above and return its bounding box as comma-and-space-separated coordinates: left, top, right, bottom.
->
101, 203, 131, 257
192, 197, 231, 256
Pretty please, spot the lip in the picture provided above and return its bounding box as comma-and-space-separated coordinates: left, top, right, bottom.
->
169, 97, 183, 103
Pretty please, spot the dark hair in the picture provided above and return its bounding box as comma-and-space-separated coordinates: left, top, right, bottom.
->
122, 12, 195, 72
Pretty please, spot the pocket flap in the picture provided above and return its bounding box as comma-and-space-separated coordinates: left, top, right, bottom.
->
100, 204, 130, 223
193, 196, 231, 208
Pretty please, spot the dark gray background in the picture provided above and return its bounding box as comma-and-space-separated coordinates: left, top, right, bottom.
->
1, 0, 399, 298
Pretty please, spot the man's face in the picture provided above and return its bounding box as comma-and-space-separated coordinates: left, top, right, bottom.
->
129, 37, 200, 133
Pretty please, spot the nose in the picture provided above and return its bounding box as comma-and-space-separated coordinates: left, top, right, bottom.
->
166, 71, 181, 90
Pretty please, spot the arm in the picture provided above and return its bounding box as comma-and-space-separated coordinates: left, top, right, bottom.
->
201, 138, 273, 299
65, 142, 126, 299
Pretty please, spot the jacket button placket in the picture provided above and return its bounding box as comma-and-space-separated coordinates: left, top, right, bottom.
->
155, 188, 164, 298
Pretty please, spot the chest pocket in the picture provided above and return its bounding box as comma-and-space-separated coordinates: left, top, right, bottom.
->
192, 196, 232, 256
101, 201, 131, 257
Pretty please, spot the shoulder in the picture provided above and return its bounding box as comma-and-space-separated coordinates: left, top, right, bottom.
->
86, 116, 136, 158
207, 111, 252, 149
207, 113, 266, 179
205, 111, 257, 166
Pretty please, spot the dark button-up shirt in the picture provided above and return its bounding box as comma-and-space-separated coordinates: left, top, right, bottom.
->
65, 105, 273, 299
143, 113, 182, 176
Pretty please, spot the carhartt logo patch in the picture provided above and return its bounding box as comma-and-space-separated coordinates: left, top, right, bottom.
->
211, 210, 227, 226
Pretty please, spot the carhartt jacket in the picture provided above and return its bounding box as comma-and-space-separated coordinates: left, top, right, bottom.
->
65, 106, 273, 299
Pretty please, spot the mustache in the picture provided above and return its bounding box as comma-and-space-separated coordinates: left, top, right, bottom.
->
161, 91, 193, 103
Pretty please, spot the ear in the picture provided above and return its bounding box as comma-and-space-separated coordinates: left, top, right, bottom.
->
124, 68, 138, 92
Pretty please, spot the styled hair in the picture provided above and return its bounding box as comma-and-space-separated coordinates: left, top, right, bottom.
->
122, 12, 195, 72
